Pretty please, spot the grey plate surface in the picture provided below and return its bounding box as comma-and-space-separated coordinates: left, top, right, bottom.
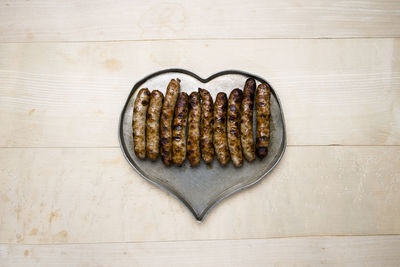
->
119, 69, 286, 221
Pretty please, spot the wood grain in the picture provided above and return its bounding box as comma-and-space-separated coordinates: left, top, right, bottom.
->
0, 146, 399, 244
1, 0, 399, 264
1, 0, 400, 42
1, 236, 400, 267
0, 39, 399, 147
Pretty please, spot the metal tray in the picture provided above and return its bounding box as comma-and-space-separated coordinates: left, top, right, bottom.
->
119, 69, 286, 221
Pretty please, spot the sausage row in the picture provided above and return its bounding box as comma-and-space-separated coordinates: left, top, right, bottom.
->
132, 78, 271, 167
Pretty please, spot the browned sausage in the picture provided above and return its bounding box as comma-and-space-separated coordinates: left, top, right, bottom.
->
172, 92, 189, 166
255, 83, 271, 159
227, 89, 243, 167
213, 92, 230, 166
160, 79, 180, 166
187, 92, 201, 167
240, 78, 256, 162
146, 90, 164, 161
199, 88, 214, 164
132, 88, 150, 159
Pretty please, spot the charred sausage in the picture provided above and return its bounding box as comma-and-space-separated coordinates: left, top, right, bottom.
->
172, 92, 189, 166
199, 88, 214, 164
187, 92, 201, 167
146, 90, 163, 161
160, 79, 180, 166
213, 92, 230, 166
132, 88, 150, 159
255, 83, 271, 159
227, 89, 243, 167
240, 78, 256, 162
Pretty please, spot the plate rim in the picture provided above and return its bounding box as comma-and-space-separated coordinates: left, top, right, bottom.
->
118, 68, 287, 221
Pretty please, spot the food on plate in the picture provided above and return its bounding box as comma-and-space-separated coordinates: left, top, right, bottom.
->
132, 88, 150, 159
213, 92, 230, 166
172, 92, 189, 166
187, 92, 201, 167
146, 90, 164, 161
199, 88, 214, 164
160, 78, 180, 166
255, 83, 271, 159
131, 77, 273, 167
227, 89, 244, 167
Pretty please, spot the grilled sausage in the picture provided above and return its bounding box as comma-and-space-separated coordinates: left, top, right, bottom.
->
227, 89, 243, 167
160, 79, 180, 166
187, 92, 201, 167
146, 90, 164, 161
172, 92, 189, 166
240, 78, 256, 162
199, 88, 214, 164
132, 88, 150, 159
255, 83, 271, 159
213, 92, 230, 166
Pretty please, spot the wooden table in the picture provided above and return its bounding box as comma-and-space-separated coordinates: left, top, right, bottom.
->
1, 1, 399, 266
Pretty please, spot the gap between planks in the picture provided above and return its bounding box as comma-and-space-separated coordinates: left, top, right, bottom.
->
1, 234, 400, 246
0, 36, 399, 44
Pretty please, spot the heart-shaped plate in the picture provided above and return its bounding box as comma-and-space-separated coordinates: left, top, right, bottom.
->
119, 69, 286, 221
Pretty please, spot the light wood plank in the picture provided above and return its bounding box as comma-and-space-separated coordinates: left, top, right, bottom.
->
1, 236, 400, 266
1, 0, 400, 42
0, 39, 399, 147
0, 146, 399, 244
